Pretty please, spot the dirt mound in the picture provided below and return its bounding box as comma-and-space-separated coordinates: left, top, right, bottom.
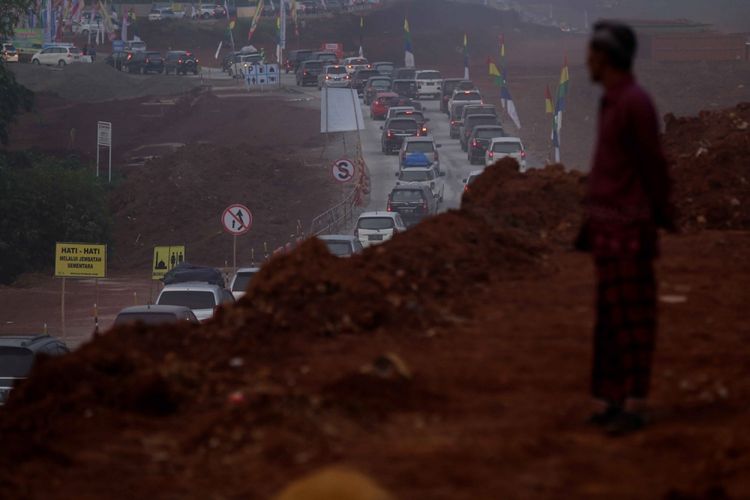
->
663, 102, 750, 231
464, 158, 585, 247
10, 62, 201, 102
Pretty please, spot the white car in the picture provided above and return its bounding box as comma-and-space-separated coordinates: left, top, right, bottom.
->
355, 212, 407, 248
229, 267, 260, 300
342, 56, 369, 75
148, 7, 180, 21
31, 46, 83, 66
395, 164, 445, 202
486, 137, 527, 171
156, 282, 234, 322
399, 136, 441, 172
385, 106, 415, 121
461, 169, 484, 202
1, 43, 19, 63
448, 89, 483, 111
318, 64, 350, 89
415, 69, 442, 99
318, 235, 363, 257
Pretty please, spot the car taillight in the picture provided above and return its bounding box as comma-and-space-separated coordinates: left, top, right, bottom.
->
146, 58, 150, 63
178, 59, 182, 63
326, 75, 331, 79
521, 150, 527, 158
471, 139, 478, 147
421, 127, 428, 134
196, 58, 199, 63
488, 151, 495, 158
421, 200, 427, 211
387, 130, 393, 137
386, 199, 392, 212
304, 70, 308, 75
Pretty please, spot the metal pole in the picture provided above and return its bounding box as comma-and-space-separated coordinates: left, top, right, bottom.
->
61, 277, 66, 339
96, 144, 100, 177
233, 234, 237, 272
108, 144, 112, 183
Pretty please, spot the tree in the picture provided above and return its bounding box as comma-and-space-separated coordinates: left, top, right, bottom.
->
0, 0, 35, 145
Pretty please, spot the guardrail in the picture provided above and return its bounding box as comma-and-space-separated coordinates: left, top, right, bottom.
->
309, 188, 359, 236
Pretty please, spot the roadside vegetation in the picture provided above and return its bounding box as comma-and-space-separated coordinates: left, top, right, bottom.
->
0, 152, 110, 284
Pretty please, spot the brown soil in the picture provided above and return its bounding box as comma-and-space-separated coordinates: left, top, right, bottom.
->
1, 155, 749, 499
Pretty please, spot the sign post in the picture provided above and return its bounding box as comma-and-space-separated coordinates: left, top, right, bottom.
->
96, 121, 112, 182
331, 158, 355, 183
221, 204, 252, 271
55, 242, 107, 338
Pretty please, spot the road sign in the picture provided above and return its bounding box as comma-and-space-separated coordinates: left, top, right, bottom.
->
55, 243, 106, 278
112, 40, 124, 52
97, 121, 112, 146
152, 245, 186, 280
332, 158, 355, 183
222, 204, 253, 235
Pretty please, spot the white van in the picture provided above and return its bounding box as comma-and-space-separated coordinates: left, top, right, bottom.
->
355, 212, 407, 248
486, 137, 527, 171
415, 69, 442, 99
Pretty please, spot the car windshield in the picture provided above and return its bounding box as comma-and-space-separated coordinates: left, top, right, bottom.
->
391, 189, 424, 202
4, 45, 17, 51
348, 58, 367, 65
393, 81, 416, 90
467, 174, 481, 185
418, 71, 441, 80
389, 119, 418, 131
396, 69, 416, 79
376, 63, 394, 71
358, 217, 395, 230
158, 290, 216, 310
466, 107, 497, 118
0, 347, 34, 378
455, 92, 481, 101
305, 61, 323, 69
469, 117, 498, 128
327, 66, 346, 74
493, 142, 523, 153
476, 129, 505, 139
232, 271, 258, 292
356, 70, 379, 79
324, 241, 353, 257
457, 81, 475, 90
400, 170, 434, 182
318, 54, 336, 61
146, 52, 161, 57
114, 312, 180, 326
406, 142, 434, 153
443, 81, 460, 93
69, 48, 82, 55
371, 79, 390, 88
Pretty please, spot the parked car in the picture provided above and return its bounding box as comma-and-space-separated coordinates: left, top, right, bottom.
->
0, 335, 69, 405
156, 282, 234, 322
296, 59, 324, 86
229, 267, 260, 300
381, 117, 419, 154
164, 50, 199, 75
2, 43, 19, 63
399, 136, 441, 172
114, 305, 199, 326
318, 235, 363, 257
105, 50, 128, 70
31, 45, 83, 66
372, 61, 394, 76
460, 114, 501, 151
393, 67, 417, 80
148, 7, 179, 21
414, 69, 442, 99
363, 76, 392, 105
285, 48, 313, 73
395, 160, 445, 202
342, 56, 369, 75
355, 211, 407, 248
125, 40, 147, 52
391, 79, 418, 99
370, 91, 399, 120
486, 137, 527, 171
387, 185, 438, 227
123, 50, 164, 74
318, 64, 350, 89
467, 125, 506, 164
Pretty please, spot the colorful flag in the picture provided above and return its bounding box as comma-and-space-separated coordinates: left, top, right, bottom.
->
488, 59, 501, 86
291, 0, 299, 36
554, 55, 570, 133
214, 40, 223, 59
500, 66, 521, 129
404, 18, 414, 68
545, 85, 554, 114
463, 33, 469, 80
247, 0, 264, 40
552, 113, 561, 163
499, 34, 506, 71
359, 16, 364, 57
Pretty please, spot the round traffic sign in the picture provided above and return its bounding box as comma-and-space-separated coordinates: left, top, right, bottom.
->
222, 204, 253, 235
332, 158, 355, 183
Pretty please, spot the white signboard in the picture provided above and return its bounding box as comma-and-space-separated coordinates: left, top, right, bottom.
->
320, 88, 366, 133
97, 121, 112, 147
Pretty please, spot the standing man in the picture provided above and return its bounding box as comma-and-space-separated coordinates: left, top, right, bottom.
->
579, 21, 674, 434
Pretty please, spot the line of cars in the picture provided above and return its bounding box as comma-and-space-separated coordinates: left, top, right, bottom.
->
105, 42, 200, 75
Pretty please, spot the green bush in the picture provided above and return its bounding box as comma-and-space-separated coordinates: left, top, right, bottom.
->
0, 152, 110, 284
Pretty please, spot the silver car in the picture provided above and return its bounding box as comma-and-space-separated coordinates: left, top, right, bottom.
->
156, 282, 234, 322
229, 267, 261, 300
318, 235, 364, 257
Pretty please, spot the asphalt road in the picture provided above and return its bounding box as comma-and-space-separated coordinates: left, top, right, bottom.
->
283, 74, 489, 215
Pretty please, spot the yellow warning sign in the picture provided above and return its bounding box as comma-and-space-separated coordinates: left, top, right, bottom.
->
152, 245, 186, 280
55, 243, 107, 278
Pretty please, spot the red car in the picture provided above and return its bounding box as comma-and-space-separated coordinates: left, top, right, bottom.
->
370, 91, 400, 120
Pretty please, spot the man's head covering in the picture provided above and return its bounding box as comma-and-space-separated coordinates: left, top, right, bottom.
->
590, 21, 638, 71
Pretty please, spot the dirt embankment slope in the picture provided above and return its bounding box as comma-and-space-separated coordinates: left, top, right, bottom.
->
1, 100, 749, 498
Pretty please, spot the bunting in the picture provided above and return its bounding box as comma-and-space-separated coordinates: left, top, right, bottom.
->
404, 18, 414, 67
248, 0, 264, 41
